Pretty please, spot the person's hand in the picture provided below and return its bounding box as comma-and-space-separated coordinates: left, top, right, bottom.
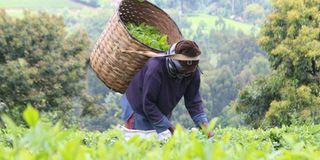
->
207, 131, 214, 138
200, 122, 214, 138
168, 125, 175, 135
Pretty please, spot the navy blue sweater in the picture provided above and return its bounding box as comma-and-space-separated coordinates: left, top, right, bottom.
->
125, 57, 208, 132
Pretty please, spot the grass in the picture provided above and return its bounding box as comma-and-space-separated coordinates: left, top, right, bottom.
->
0, 0, 86, 9
186, 13, 258, 36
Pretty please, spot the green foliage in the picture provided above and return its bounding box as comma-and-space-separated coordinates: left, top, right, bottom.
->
23, 105, 39, 127
0, 107, 319, 159
64, 8, 113, 41
217, 31, 266, 75
235, 0, 320, 128
202, 66, 238, 118
81, 92, 122, 131
265, 84, 320, 127
244, 3, 265, 23
234, 73, 286, 128
126, 22, 170, 51
0, 10, 90, 124
237, 55, 271, 87
235, 73, 320, 128
63, 8, 113, 98
217, 105, 246, 128
258, 0, 320, 83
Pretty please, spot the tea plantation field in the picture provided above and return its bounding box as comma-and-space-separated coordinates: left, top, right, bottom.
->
0, 106, 319, 160
187, 13, 256, 35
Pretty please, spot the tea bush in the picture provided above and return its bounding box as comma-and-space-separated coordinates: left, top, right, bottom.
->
0, 106, 319, 160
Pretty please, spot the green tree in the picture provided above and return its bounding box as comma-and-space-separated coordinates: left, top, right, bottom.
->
202, 66, 238, 117
235, 0, 320, 128
81, 92, 122, 131
236, 55, 270, 87
243, 3, 264, 23
64, 8, 112, 99
0, 10, 90, 124
259, 0, 320, 84
234, 73, 284, 128
217, 31, 266, 75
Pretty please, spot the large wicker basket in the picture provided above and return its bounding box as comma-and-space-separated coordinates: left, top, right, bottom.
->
90, 0, 183, 93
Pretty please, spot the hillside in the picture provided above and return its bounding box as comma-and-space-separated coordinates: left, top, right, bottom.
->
0, 0, 86, 9
1, 0, 256, 36
187, 14, 256, 35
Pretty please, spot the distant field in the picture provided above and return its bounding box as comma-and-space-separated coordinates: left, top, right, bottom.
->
0, 0, 85, 9
4, 9, 24, 18
186, 14, 257, 36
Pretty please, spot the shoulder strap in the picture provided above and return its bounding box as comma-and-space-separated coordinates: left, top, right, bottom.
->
120, 49, 199, 61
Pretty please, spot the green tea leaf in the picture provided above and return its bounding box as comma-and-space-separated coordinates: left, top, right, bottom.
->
23, 104, 39, 127
1, 114, 17, 130
127, 22, 170, 51
207, 118, 218, 132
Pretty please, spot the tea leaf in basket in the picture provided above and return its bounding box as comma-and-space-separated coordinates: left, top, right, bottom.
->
127, 22, 170, 51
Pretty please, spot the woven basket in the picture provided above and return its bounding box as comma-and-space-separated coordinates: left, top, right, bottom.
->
90, 0, 183, 93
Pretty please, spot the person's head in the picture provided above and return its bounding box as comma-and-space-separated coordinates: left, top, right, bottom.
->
167, 40, 201, 77
175, 40, 201, 58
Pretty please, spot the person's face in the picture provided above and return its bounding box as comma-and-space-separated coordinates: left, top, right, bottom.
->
172, 60, 199, 75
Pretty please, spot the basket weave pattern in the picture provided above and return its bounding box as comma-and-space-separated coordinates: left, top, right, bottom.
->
90, 0, 183, 93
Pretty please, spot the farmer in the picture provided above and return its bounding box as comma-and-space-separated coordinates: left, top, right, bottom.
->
120, 40, 213, 140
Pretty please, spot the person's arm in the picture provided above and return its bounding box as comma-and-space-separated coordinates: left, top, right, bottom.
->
184, 70, 208, 127
184, 71, 213, 138
142, 72, 173, 134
